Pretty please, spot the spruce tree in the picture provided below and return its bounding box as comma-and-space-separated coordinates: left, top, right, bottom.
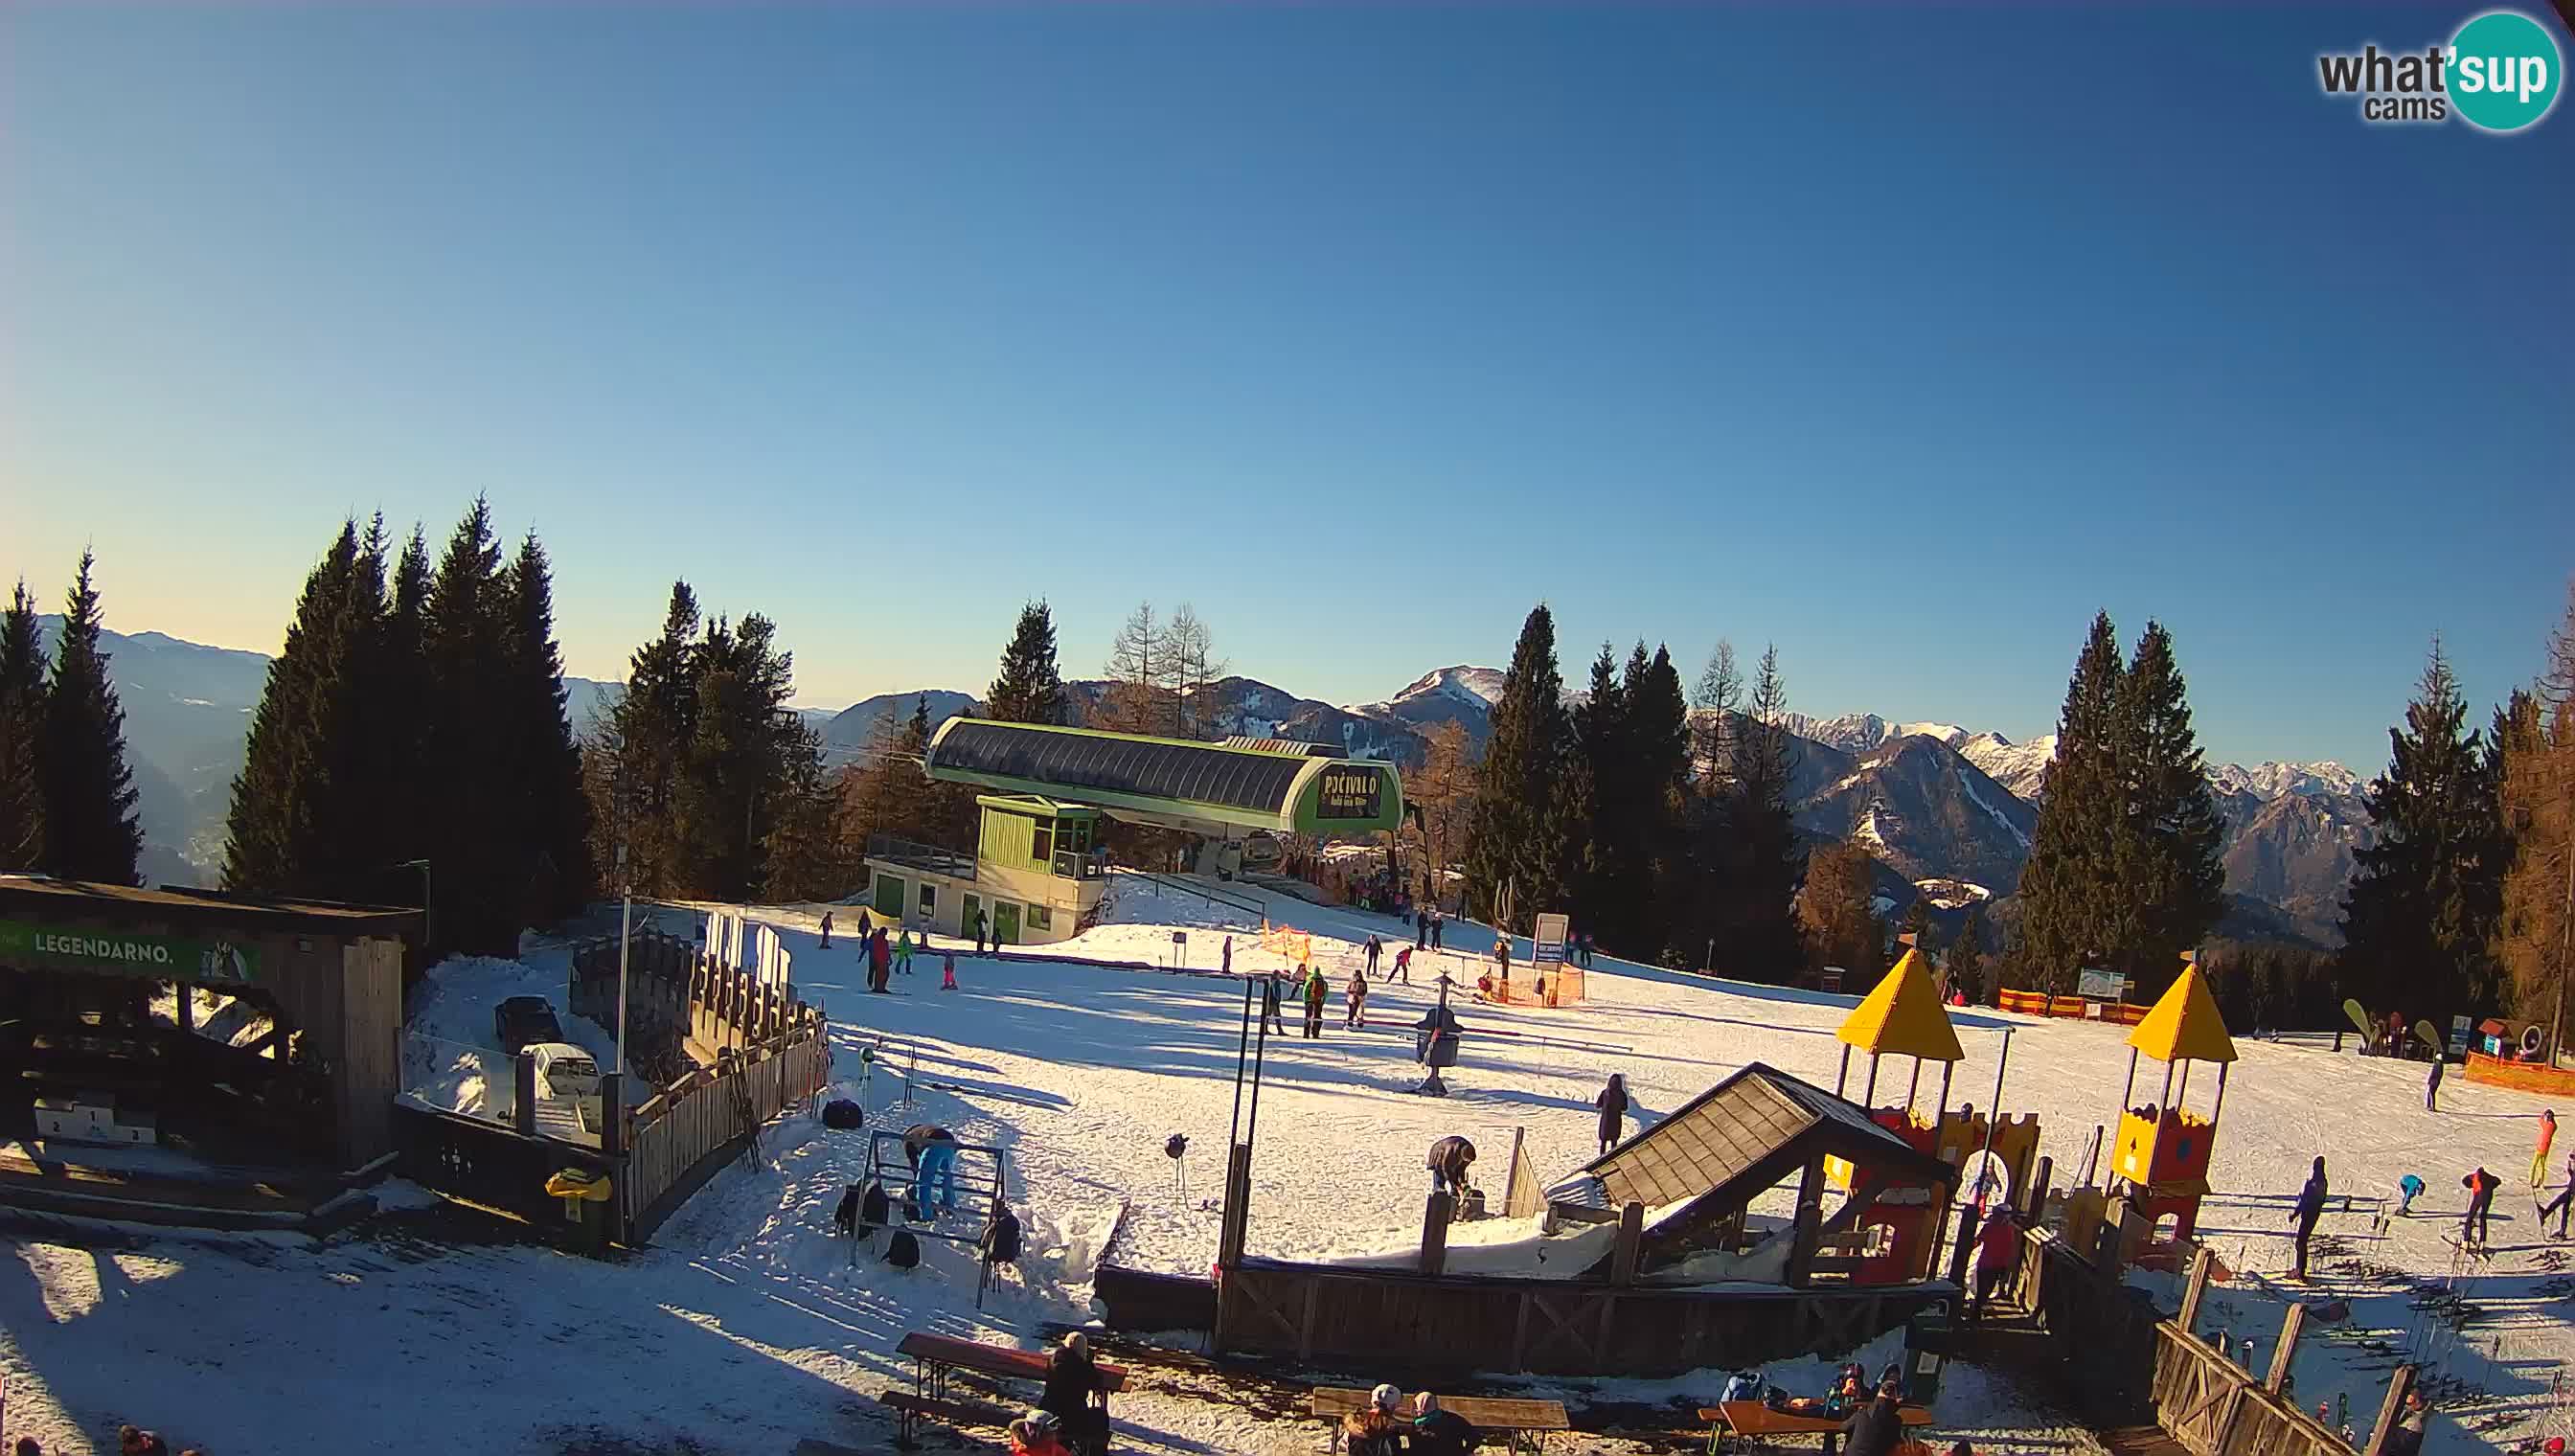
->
760, 717, 848, 901
0, 580, 48, 871
224, 521, 379, 897
595, 582, 703, 897
421, 499, 515, 951
2110, 623, 2227, 999
36, 551, 145, 884
1568, 643, 1626, 936
2342, 644, 2506, 1024
1626, 644, 1692, 960
367, 525, 435, 884
2013, 612, 2129, 993
500, 531, 592, 923
1463, 604, 1569, 931
1948, 908, 1988, 1004
1720, 644, 1805, 981
987, 601, 1068, 725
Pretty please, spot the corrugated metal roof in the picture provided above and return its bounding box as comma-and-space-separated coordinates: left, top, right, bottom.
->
933, 720, 1310, 816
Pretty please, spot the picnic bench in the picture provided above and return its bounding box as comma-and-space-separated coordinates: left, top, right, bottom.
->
1311, 1386, 1572, 1454
876, 1390, 1018, 1449
893, 1330, 1128, 1434
1700, 1400, 1933, 1456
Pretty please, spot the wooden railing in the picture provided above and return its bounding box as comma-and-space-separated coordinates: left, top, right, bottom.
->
623, 1030, 831, 1240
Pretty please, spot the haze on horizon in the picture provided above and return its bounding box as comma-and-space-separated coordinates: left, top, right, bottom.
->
5, 5, 2570, 771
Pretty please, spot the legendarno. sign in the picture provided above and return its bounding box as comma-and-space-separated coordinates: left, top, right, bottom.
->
0, 919, 259, 984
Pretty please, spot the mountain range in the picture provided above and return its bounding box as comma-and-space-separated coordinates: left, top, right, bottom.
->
49, 624, 2372, 946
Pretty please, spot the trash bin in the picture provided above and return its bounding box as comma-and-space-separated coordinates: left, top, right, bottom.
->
545, 1168, 615, 1255
1903, 1306, 1951, 1406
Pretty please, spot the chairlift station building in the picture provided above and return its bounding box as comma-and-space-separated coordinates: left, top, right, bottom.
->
862, 719, 1404, 947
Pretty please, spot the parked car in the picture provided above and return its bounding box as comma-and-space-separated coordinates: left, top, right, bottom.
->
493, 996, 564, 1057
529, 1042, 604, 1129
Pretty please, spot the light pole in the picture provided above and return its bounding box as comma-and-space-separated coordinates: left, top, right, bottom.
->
397, 859, 432, 949
615, 839, 632, 1077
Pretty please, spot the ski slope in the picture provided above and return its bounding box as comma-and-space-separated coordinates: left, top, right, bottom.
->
3, 875, 2566, 1453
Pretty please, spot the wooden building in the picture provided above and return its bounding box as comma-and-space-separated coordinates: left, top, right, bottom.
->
0, 876, 419, 1178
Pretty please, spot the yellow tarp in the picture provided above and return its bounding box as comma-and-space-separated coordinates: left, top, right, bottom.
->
1836, 948, 1964, 1062
2127, 965, 2238, 1065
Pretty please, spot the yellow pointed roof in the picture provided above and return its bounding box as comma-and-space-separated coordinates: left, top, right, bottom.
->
2127, 963, 2238, 1064
1837, 948, 1965, 1062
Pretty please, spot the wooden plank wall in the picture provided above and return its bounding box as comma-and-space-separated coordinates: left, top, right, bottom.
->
622, 1028, 830, 1241
2151, 1323, 2359, 1456
336, 936, 404, 1168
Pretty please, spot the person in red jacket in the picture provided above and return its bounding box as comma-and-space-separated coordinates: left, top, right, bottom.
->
2463, 1167, 2501, 1245
1972, 1209, 2020, 1319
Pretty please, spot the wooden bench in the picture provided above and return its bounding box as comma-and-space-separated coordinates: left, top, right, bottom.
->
1312, 1386, 1572, 1454
1701, 1400, 1933, 1456
876, 1390, 1018, 1448
895, 1330, 1128, 1407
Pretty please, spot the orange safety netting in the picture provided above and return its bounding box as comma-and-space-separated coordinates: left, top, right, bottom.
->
1473, 964, 1585, 1008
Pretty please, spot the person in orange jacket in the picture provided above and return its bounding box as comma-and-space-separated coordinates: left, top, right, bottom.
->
1006, 1409, 1074, 1456
2535, 1109, 2559, 1186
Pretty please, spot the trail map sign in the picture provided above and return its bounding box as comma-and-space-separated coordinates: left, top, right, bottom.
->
2075, 967, 2129, 1002
1533, 913, 1569, 967
0, 918, 259, 985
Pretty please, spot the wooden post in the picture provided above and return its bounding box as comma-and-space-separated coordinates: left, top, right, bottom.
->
2024, 1156, 2054, 1219
2176, 1244, 2217, 1340
1788, 1157, 1826, 1286
513, 1053, 537, 1137
176, 983, 194, 1035
1949, 1203, 1982, 1290
2363, 1365, 2417, 1456
1610, 1201, 1645, 1285
1217, 1144, 1253, 1268
1421, 1192, 1453, 1275
2264, 1301, 2307, 1396
600, 1070, 627, 1246
1296, 1277, 1321, 1364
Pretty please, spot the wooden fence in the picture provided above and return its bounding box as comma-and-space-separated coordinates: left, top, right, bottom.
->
623, 1030, 832, 1241
390, 1101, 610, 1235
568, 929, 823, 1065
1207, 1258, 1948, 1377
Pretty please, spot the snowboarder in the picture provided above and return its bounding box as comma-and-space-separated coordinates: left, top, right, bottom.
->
1426, 1135, 1476, 1197
2290, 1156, 2328, 1280
1220, 935, 1232, 976
1596, 1074, 1629, 1155
2537, 1109, 2560, 1186
2426, 1057, 2445, 1111
2397, 1173, 2425, 1216
1346, 968, 1370, 1028
896, 927, 915, 975
2541, 1151, 2575, 1238
1365, 934, 1381, 979
820, 910, 834, 948
1303, 962, 1328, 1039
1261, 970, 1286, 1035
2462, 1166, 2499, 1245
1393, 945, 1413, 984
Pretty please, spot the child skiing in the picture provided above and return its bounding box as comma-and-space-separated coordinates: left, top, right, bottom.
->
2462, 1166, 2500, 1246
943, 952, 959, 990
2536, 1109, 2558, 1186
896, 927, 915, 976
1346, 968, 1370, 1029
1303, 960, 1328, 1039
2290, 1156, 2328, 1280
1261, 970, 1286, 1035
2397, 1173, 2425, 1216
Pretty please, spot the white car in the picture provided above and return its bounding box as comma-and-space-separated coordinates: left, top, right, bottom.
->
529, 1042, 603, 1104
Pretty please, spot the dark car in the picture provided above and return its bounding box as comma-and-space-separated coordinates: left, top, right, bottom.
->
493, 996, 564, 1057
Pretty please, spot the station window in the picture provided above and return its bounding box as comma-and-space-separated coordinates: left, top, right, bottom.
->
1032, 821, 1054, 865
1027, 904, 1053, 932
918, 883, 938, 915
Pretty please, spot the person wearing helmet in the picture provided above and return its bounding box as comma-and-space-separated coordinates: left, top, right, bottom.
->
1411, 1392, 1477, 1456
1007, 1410, 1073, 1456
1343, 1384, 1407, 1456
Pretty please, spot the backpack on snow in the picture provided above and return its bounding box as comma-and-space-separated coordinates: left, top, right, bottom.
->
822, 1099, 865, 1130
984, 1210, 1023, 1263
884, 1228, 922, 1269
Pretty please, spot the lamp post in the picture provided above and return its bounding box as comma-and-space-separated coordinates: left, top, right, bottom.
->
615, 840, 632, 1077
396, 859, 432, 950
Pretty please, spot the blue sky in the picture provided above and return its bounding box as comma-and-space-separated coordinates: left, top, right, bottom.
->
6, 4, 2569, 771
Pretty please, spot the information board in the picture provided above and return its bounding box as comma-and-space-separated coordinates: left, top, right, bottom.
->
1533, 912, 1569, 967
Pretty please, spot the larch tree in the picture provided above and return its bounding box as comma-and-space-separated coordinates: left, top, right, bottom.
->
1100, 601, 1165, 736
986, 601, 1069, 726
2498, 580, 2575, 1031
1800, 836, 1885, 979
36, 551, 145, 885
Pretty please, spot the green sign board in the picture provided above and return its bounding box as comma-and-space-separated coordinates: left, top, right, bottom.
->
0, 918, 259, 984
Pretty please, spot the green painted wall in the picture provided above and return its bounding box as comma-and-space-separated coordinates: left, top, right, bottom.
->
980, 807, 1046, 874
1291, 761, 1404, 835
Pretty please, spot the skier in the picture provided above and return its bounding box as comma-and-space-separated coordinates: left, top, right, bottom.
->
1595, 1073, 1629, 1155
1393, 945, 1413, 985
2290, 1156, 2328, 1280
896, 927, 915, 975
2462, 1166, 2500, 1245
1303, 961, 1328, 1039
856, 907, 874, 944
1493, 935, 1512, 985
2397, 1173, 2425, 1217
1426, 1135, 1476, 1198
2536, 1109, 2559, 1187
1431, 908, 1445, 951
1365, 933, 1381, 979
1221, 935, 1233, 977
943, 953, 959, 990
1261, 969, 1286, 1036
820, 910, 834, 949
1346, 967, 1370, 1029
2541, 1150, 2575, 1239
2426, 1056, 2444, 1111
871, 926, 892, 990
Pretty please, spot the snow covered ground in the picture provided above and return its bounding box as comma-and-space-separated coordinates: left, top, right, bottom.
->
4, 874, 2569, 1453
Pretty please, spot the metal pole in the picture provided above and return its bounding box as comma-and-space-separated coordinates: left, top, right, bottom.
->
616, 846, 633, 1078
2555, 829, 2575, 1067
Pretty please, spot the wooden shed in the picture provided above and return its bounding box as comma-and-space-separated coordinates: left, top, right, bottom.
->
0, 876, 419, 1173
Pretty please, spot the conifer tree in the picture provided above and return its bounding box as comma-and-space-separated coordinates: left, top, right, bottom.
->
2110, 623, 2228, 999
1626, 643, 1692, 960
1948, 907, 1989, 1004
1717, 644, 1805, 980
223, 521, 380, 897
2340, 643, 2505, 1023
2495, 686, 2568, 1026
500, 531, 592, 923
36, 551, 145, 884
2013, 612, 2129, 993
1900, 896, 1932, 951
595, 582, 703, 897
367, 525, 434, 879
0, 580, 48, 871
1800, 836, 1884, 978
760, 717, 848, 901
1464, 604, 1569, 931
987, 601, 1068, 725
1568, 643, 1626, 934
420, 499, 516, 950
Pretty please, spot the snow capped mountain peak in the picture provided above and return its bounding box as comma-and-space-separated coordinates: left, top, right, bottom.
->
2207, 760, 2364, 801
1349, 665, 1507, 717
